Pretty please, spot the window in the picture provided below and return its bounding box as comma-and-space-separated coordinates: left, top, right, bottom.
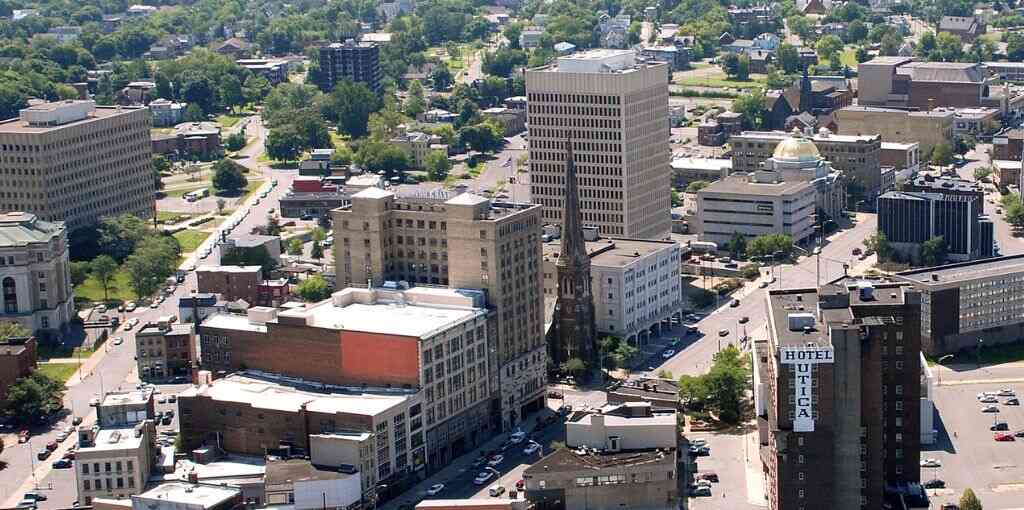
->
126, 460, 133, 472
798, 472, 805, 481
798, 454, 804, 464
83, 464, 90, 474
105, 462, 111, 472
84, 480, 90, 491
116, 461, 122, 472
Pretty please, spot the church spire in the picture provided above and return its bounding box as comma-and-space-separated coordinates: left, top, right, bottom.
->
559, 138, 588, 268
798, 67, 813, 113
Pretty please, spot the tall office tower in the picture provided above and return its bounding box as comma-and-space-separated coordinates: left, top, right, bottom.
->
549, 146, 598, 371
332, 189, 547, 431
526, 49, 671, 240
0, 100, 154, 230
317, 40, 381, 93
756, 281, 922, 510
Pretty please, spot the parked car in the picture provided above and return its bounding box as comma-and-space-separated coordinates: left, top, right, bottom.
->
758, 281, 769, 288
16, 500, 36, 509
729, 299, 740, 307
920, 458, 941, 468
690, 486, 712, 497
488, 486, 506, 497
488, 455, 504, 466
922, 479, 945, 489
696, 471, 719, 483
510, 431, 527, 444
52, 458, 72, 469
524, 442, 541, 455
718, 329, 729, 337
982, 405, 1000, 413
425, 484, 445, 496
516, 479, 525, 490
979, 395, 998, 403
688, 445, 711, 456
991, 422, 1009, 431
36, 449, 50, 460
45, 440, 57, 451
125, 302, 137, 312
999, 388, 1016, 397
17, 430, 28, 443
112, 337, 123, 346
23, 492, 46, 502
547, 391, 563, 399
995, 432, 1015, 442
738, 316, 749, 324
56, 432, 68, 442
662, 349, 675, 359
1006, 398, 1020, 406
473, 471, 494, 485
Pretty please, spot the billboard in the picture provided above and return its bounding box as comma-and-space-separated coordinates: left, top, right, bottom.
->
780, 346, 834, 432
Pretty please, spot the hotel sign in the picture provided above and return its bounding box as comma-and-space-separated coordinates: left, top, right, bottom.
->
780, 346, 834, 432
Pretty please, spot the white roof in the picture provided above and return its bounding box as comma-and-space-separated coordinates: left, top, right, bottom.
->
178, 372, 413, 416
135, 482, 239, 509
670, 157, 732, 171
881, 141, 918, 150
993, 160, 1022, 170
445, 193, 489, 206
289, 298, 484, 338
196, 265, 261, 273
352, 187, 394, 199
201, 313, 268, 333
80, 428, 143, 453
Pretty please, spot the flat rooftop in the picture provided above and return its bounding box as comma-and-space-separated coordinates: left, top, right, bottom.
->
164, 454, 266, 483
543, 237, 676, 268
527, 445, 673, 473
767, 283, 909, 348
136, 482, 239, 508
282, 291, 484, 338
670, 157, 732, 171
700, 174, 811, 196
177, 371, 415, 417
265, 459, 353, 489
101, 389, 152, 407
201, 313, 268, 333
80, 427, 143, 452
895, 254, 1024, 286
734, 130, 879, 143
196, 265, 261, 273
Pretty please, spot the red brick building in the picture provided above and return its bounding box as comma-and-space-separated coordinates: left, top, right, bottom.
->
196, 265, 262, 305
0, 335, 36, 407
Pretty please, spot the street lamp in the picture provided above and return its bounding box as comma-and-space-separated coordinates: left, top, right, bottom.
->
936, 354, 954, 386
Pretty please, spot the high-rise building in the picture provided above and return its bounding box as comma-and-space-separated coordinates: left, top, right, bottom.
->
526, 49, 671, 240
332, 190, 546, 431
549, 146, 598, 371
317, 40, 381, 93
0, 101, 154, 231
755, 281, 922, 510
0, 212, 74, 335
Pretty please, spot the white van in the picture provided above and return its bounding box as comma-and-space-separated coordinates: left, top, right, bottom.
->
489, 486, 506, 497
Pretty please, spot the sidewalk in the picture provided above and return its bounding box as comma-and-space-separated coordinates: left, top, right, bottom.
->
743, 426, 767, 507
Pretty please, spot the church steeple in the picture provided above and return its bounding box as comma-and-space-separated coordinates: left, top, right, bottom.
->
799, 68, 813, 113
549, 139, 599, 377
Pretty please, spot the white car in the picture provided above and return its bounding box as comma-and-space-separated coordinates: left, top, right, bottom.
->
978, 391, 998, 400
425, 484, 445, 496
662, 349, 675, 359
982, 405, 999, 413
488, 455, 504, 466
150, 301, 159, 309
980, 396, 998, 403
124, 302, 137, 312
112, 337, 123, 346
510, 431, 527, 444
758, 281, 769, 288
473, 471, 494, 485
920, 458, 941, 468
524, 442, 541, 455
999, 388, 1016, 397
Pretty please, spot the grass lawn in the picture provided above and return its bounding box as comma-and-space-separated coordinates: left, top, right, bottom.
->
74, 268, 135, 302
156, 211, 197, 223
164, 184, 207, 198
674, 75, 766, 89
172, 229, 211, 253
151, 127, 175, 135
37, 363, 79, 383
216, 114, 244, 128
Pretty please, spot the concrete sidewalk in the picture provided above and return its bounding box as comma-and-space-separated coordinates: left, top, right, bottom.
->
743, 426, 767, 507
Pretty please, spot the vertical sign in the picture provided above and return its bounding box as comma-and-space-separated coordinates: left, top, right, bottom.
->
780, 347, 834, 432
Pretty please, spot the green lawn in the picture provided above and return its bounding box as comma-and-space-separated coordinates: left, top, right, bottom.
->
674, 75, 766, 90
840, 48, 858, 67
164, 185, 207, 198
37, 363, 79, 383
156, 211, 197, 223
172, 229, 211, 253
74, 268, 136, 302
216, 114, 244, 128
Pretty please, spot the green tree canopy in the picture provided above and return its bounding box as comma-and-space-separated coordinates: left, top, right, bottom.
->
424, 150, 452, 181
265, 124, 306, 162
959, 488, 983, 510
124, 236, 180, 299
90, 255, 118, 302
355, 139, 411, 179
4, 372, 65, 425
921, 236, 948, 267
686, 180, 710, 193
225, 132, 247, 152
296, 275, 331, 301
776, 43, 801, 73
211, 159, 248, 193
746, 233, 794, 260
321, 79, 381, 138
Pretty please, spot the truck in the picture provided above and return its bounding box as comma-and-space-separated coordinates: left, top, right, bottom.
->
184, 188, 209, 202
689, 241, 718, 254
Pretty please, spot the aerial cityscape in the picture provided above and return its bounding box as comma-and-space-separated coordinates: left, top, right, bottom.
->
2, 0, 1024, 509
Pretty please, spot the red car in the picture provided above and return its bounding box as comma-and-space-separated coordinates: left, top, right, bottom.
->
17, 430, 29, 443
62, 451, 76, 460
45, 440, 58, 451
994, 433, 1015, 442
516, 479, 525, 490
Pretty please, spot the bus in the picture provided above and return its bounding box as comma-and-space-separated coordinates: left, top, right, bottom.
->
184, 188, 209, 202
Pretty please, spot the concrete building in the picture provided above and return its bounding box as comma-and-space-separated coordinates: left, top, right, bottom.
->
756, 282, 922, 510
639, 46, 689, 71
669, 157, 731, 188
992, 160, 1021, 190
481, 107, 526, 136
0, 335, 35, 409
892, 255, 1024, 355
542, 237, 682, 345
178, 293, 225, 324
0, 101, 153, 230
0, 212, 74, 335
135, 318, 195, 382
606, 376, 680, 409
223, 235, 281, 265
992, 128, 1024, 161
857, 58, 999, 110
878, 191, 994, 263
236, 59, 289, 85
75, 422, 156, 505
148, 99, 186, 127
151, 122, 222, 160
97, 389, 155, 428
264, 459, 362, 510
880, 142, 921, 183
131, 482, 243, 510
938, 15, 985, 42
835, 105, 953, 154
524, 402, 679, 510
197, 286, 492, 472
332, 189, 546, 432
178, 371, 419, 489
317, 40, 381, 93
390, 128, 442, 169
729, 129, 881, 199
696, 172, 816, 246
953, 107, 1001, 138
526, 49, 671, 239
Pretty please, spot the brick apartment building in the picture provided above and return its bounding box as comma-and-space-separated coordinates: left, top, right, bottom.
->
135, 318, 195, 382
196, 266, 262, 305
0, 335, 36, 408
198, 286, 494, 472
755, 281, 922, 510
857, 57, 1000, 110
332, 189, 547, 432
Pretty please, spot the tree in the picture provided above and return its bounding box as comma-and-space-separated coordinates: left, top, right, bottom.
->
458, 122, 504, 153
864, 231, 893, 261
265, 125, 305, 162
211, 159, 248, 193
880, 32, 903, 56
728, 232, 746, 258
847, 20, 868, 43
720, 52, 741, 77
89, 255, 118, 302
355, 140, 411, 178
1008, 33, 1024, 62
310, 241, 324, 261
243, 75, 272, 106
296, 275, 331, 301
656, 369, 674, 379
4, 372, 65, 425
959, 488, 983, 510
287, 238, 303, 255
935, 32, 964, 61
973, 166, 992, 182
703, 345, 749, 423
732, 90, 766, 129
746, 234, 794, 259
735, 54, 750, 81
816, 35, 844, 64
97, 214, 152, 262
221, 245, 276, 273
504, 23, 523, 49
183, 103, 205, 122
1005, 200, 1024, 229
431, 64, 454, 91
124, 236, 180, 299
0, 322, 30, 340
405, 80, 426, 118
224, 132, 247, 152
70, 261, 90, 286
152, 155, 171, 175
931, 142, 954, 166
678, 374, 710, 407
777, 43, 800, 73
425, 150, 452, 181
921, 236, 948, 266
671, 189, 682, 207
322, 80, 380, 138
787, 15, 814, 41
560, 358, 587, 379
686, 180, 710, 193
219, 75, 244, 113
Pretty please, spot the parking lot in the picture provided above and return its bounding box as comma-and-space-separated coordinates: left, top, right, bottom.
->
684, 429, 763, 510
927, 369, 1024, 509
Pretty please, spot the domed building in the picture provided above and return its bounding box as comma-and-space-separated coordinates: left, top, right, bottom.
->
762, 129, 846, 223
